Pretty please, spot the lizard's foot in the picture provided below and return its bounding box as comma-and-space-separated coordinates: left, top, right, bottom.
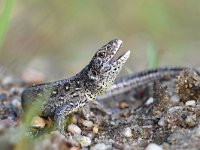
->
54, 119, 67, 136
91, 101, 112, 116
54, 113, 68, 136
81, 104, 95, 120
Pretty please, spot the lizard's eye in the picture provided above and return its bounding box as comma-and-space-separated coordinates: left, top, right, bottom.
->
91, 70, 97, 76
89, 70, 98, 80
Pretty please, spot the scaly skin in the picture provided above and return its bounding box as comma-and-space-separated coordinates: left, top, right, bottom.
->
21, 39, 130, 135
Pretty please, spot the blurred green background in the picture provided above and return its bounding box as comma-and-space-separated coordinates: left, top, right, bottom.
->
0, 0, 200, 80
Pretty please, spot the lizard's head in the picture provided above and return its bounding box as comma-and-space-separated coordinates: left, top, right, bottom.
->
83, 39, 130, 98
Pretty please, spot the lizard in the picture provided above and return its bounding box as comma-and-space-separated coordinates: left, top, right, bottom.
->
21, 39, 130, 135
21, 39, 200, 135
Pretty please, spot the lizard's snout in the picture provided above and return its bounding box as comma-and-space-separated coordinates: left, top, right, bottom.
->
107, 39, 130, 65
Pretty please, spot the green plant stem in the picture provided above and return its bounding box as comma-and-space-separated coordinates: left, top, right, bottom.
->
0, 0, 14, 49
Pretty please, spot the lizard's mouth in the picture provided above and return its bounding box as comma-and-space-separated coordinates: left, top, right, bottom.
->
107, 39, 130, 65
112, 50, 130, 64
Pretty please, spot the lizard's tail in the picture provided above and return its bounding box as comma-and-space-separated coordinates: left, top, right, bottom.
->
98, 66, 199, 99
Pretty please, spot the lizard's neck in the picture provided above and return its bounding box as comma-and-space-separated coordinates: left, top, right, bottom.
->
74, 66, 105, 101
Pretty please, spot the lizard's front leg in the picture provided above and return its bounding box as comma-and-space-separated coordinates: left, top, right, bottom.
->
54, 101, 86, 135
54, 104, 75, 135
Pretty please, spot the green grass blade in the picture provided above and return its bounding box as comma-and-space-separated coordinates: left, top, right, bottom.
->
0, 0, 14, 48
147, 42, 159, 68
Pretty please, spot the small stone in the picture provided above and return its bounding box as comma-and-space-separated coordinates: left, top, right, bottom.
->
86, 133, 94, 139
71, 147, 80, 150
90, 143, 107, 150
93, 125, 99, 133
118, 101, 129, 109
31, 116, 46, 129
82, 120, 93, 128
170, 95, 180, 104
185, 100, 196, 106
68, 124, 82, 134
158, 117, 167, 127
74, 135, 91, 147
122, 127, 132, 138
185, 114, 197, 127
51, 131, 66, 139
11, 98, 21, 108
0, 93, 7, 101
145, 97, 154, 106
9, 87, 20, 96
145, 143, 163, 150
22, 69, 45, 84
2, 76, 14, 88
167, 106, 183, 113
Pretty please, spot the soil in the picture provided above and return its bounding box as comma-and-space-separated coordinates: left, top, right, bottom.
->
0, 69, 200, 150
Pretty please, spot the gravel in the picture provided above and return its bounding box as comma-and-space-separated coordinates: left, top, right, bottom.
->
68, 124, 82, 134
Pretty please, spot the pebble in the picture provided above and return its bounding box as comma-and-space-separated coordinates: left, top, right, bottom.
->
90, 143, 107, 150
9, 87, 20, 96
167, 106, 183, 113
22, 68, 45, 84
68, 124, 82, 134
185, 114, 197, 127
11, 98, 21, 108
158, 117, 167, 127
0, 93, 7, 101
145, 97, 154, 106
93, 125, 99, 133
145, 143, 163, 150
73, 135, 91, 147
118, 101, 129, 109
122, 127, 132, 138
170, 95, 180, 104
2, 76, 14, 88
80, 148, 89, 150
82, 120, 93, 128
185, 100, 196, 106
31, 116, 46, 129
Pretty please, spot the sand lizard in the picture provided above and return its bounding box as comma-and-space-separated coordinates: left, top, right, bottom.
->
22, 39, 200, 135
21, 39, 130, 135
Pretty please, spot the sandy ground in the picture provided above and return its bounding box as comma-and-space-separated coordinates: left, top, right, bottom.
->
0, 69, 200, 150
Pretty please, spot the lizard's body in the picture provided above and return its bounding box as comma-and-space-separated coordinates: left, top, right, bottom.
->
22, 39, 130, 134
21, 39, 200, 135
